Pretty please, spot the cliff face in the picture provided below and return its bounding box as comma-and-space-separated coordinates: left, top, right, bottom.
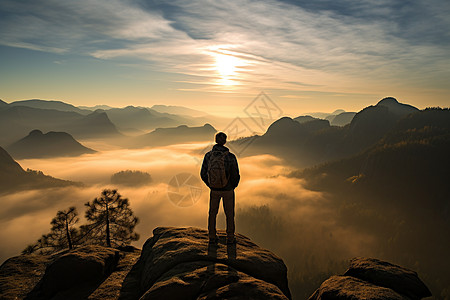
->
0, 227, 291, 300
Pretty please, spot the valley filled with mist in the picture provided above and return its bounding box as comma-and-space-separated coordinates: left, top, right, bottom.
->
0, 98, 449, 299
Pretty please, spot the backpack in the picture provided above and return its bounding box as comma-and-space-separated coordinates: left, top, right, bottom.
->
207, 150, 229, 188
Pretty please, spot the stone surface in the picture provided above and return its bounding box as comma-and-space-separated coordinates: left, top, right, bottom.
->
32, 245, 120, 299
87, 248, 141, 300
121, 227, 291, 299
1, 228, 292, 299
309, 257, 432, 300
308, 275, 408, 300
344, 257, 432, 300
0, 254, 50, 300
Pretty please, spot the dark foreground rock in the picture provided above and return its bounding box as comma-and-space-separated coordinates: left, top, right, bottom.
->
309, 257, 431, 300
120, 227, 291, 299
27, 245, 120, 299
0, 254, 49, 299
0, 245, 141, 300
0, 227, 290, 299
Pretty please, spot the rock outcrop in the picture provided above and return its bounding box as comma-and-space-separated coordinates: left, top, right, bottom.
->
308, 257, 431, 300
27, 245, 121, 299
0, 254, 49, 300
120, 227, 291, 299
0, 227, 290, 299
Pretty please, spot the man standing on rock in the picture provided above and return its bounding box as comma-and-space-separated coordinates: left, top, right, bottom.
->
201, 132, 240, 244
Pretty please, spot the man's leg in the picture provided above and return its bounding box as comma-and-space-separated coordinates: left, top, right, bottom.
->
208, 190, 221, 240
222, 190, 235, 242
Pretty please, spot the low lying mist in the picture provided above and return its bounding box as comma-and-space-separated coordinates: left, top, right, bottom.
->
0, 142, 438, 298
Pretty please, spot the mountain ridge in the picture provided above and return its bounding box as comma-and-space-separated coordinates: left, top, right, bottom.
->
132, 123, 217, 147
8, 99, 91, 115
0, 106, 121, 145
232, 97, 422, 167
0, 146, 78, 194
151, 104, 208, 117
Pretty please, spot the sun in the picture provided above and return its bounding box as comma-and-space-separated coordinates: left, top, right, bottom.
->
207, 47, 249, 86
215, 53, 239, 77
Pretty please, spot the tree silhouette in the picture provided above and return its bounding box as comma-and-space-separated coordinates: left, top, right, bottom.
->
111, 170, 152, 186
50, 207, 79, 250
22, 207, 79, 254
84, 189, 139, 247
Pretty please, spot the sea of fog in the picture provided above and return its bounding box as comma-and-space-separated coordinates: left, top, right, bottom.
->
0, 142, 380, 297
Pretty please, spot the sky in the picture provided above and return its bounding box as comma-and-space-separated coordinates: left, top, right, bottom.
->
1, 0, 449, 116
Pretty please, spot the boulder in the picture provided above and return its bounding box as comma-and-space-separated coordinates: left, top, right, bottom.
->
309, 275, 408, 300
0, 254, 50, 300
309, 257, 431, 300
344, 257, 431, 300
36, 245, 120, 298
121, 227, 291, 299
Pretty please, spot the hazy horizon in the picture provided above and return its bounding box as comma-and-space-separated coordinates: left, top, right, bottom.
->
1, 95, 426, 120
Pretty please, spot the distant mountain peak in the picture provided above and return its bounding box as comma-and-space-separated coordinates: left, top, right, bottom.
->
331, 109, 346, 115
136, 124, 217, 147
265, 117, 304, 137
7, 130, 95, 159
375, 97, 418, 115
273, 116, 295, 124
29, 129, 43, 136
151, 104, 208, 117
377, 97, 399, 106
85, 111, 112, 121
78, 104, 113, 111
294, 115, 318, 124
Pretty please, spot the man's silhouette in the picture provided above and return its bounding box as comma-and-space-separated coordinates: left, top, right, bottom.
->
201, 132, 240, 244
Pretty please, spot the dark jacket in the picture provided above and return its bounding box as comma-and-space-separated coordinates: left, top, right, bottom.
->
201, 144, 240, 191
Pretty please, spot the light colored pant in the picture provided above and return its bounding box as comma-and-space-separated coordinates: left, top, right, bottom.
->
208, 190, 235, 239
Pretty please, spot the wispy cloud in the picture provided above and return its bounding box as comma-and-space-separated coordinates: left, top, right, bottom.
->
1, 0, 449, 97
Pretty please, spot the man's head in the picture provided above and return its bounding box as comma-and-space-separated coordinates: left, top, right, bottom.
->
215, 132, 227, 145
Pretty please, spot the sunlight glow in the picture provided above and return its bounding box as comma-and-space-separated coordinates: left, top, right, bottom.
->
208, 48, 248, 87
215, 54, 239, 77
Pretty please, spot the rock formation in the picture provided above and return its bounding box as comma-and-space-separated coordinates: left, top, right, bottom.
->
0, 227, 291, 299
120, 227, 291, 299
308, 257, 431, 300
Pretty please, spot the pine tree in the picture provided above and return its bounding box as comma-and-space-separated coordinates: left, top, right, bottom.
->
84, 189, 139, 247
22, 207, 79, 254
50, 207, 79, 250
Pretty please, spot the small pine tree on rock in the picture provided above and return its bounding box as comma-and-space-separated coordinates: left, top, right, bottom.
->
84, 189, 139, 247
22, 207, 79, 254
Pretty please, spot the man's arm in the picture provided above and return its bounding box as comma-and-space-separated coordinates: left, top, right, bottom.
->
200, 153, 210, 187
